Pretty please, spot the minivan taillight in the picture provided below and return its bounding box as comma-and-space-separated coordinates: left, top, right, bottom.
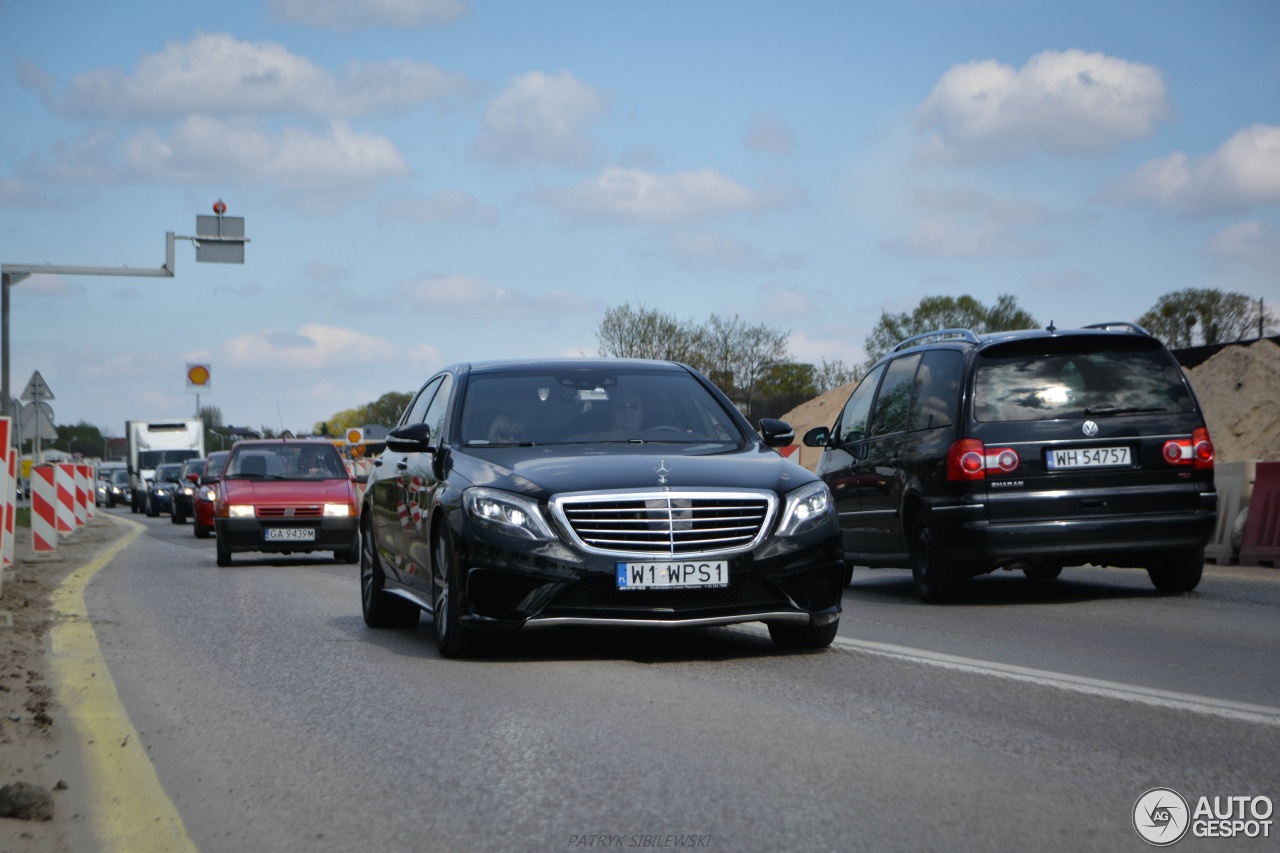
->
1162, 427, 1214, 469
947, 439, 1020, 481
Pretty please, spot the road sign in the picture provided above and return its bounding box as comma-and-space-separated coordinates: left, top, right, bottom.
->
186, 363, 211, 392
21, 371, 53, 402
18, 401, 57, 442
195, 215, 246, 263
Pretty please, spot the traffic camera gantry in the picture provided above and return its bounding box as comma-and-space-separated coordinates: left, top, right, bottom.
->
0, 200, 251, 419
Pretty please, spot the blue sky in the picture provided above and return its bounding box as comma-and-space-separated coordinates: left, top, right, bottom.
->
2, 0, 1278, 439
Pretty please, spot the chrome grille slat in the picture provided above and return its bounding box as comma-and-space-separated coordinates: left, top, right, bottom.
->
551, 490, 776, 557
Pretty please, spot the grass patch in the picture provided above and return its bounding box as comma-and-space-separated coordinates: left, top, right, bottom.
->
16, 506, 30, 528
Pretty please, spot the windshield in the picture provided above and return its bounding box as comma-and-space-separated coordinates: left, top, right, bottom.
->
111, 469, 129, 485
226, 444, 347, 480
459, 368, 745, 446
154, 464, 185, 482
974, 339, 1197, 422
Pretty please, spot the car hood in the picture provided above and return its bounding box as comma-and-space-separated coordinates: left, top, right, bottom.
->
221, 478, 354, 503
449, 442, 815, 499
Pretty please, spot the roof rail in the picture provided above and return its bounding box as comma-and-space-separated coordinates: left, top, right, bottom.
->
1081, 321, 1151, 336
892, 328, 981, 352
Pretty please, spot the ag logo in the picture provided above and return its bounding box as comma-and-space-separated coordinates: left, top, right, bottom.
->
1133, 787, 1189, 846
1082, 420, 1099, 437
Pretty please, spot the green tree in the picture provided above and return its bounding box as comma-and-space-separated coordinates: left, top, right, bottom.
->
755, 362, 819, 398
815, 357, 862, 394
316, 391, 414, 436
596, 302, 707, 364
51, 420, 104, 457
1137, 288, 1276, 348
863, 294, 1036, 367
596, 305, 793, 415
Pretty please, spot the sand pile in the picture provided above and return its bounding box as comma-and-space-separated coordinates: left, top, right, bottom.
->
1185, 340, 1280, 463
780, 340, 1280, 464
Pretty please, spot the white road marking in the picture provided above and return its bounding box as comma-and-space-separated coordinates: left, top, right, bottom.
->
832, 636, 1280, 728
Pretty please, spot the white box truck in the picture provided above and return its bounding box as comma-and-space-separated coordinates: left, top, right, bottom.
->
126, 419, 205, 513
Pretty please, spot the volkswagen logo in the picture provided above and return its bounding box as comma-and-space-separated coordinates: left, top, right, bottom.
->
1082, 420, 1099, 437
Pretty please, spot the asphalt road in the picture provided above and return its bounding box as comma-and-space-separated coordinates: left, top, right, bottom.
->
71, 507, 1280, 851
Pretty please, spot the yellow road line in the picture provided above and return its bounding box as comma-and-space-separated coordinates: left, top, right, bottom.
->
48, 515, 198, 853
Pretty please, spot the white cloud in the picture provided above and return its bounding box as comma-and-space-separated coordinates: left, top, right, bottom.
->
756, 285, 816, 318
222, 324, 407, 370
122, 117, 410, 211
881, 218, 1051, 258
1098, 125, 1280, 214
473, 71, 606, 168
540, 167, 789, 224
49, 33, 471, 119
645, 230, 804, 272
378, 189, 500, 225
915, 49, 1169, 163
1208, 220, 1280, 274
395, 273, 594, 318
268, 0, 468, 30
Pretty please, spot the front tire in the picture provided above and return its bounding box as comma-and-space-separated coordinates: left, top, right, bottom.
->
768, 617, 839, 650
432, 530, 482, 658
911, 514, 963, 603
1147, 548, 1204, 594
360, 520, 419, 629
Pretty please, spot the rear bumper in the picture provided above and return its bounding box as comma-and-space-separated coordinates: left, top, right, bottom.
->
215, 517, 359, 553
931, 502, 1216, 564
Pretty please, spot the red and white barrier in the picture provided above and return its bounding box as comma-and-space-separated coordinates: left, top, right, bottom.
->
31, 465, 58, 552
3, 451, 14, 568
74, 464, 89, 528
55, 463, 77, 536
0, 417, 11, 572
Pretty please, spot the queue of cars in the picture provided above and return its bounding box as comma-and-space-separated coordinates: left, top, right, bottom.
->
100, 323, 1215, 657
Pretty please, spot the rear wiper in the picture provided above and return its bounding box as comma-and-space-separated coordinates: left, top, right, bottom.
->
1083, 406, 1166, 416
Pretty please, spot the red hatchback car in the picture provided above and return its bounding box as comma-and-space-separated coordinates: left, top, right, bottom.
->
214, 439, 360, 566
193, 450, 229, 539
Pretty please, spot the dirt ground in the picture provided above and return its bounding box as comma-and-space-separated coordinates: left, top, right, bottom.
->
0, 514, 131, 852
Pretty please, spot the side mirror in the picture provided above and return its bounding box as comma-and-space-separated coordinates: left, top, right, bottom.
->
758, 418, 795, 448
803, 426, 831, 447
385, 422, 434, 453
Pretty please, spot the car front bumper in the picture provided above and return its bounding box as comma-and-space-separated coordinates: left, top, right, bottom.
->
448, 523, 846, 632
216, 517, 359, 554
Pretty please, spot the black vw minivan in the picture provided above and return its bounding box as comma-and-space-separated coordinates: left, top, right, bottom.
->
803, 323, 1216, 602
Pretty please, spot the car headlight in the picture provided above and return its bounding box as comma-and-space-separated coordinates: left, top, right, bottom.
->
228, 504, 255, 518
776, 481, 836, 538
464, 487, 556, 541
198, 488, 216, 502
323, 503, 353, 517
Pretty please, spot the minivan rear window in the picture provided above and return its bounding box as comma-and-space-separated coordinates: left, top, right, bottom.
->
973, 338, 1197, 422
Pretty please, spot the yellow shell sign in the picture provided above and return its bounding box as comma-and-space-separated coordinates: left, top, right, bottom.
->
186, 363, 211, 388
345, 428, 363, 445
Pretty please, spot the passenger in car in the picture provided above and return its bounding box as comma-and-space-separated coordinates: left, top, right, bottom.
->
487, 414, 527, 444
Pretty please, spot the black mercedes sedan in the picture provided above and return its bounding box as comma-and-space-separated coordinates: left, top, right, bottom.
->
360, 358, 846, 657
